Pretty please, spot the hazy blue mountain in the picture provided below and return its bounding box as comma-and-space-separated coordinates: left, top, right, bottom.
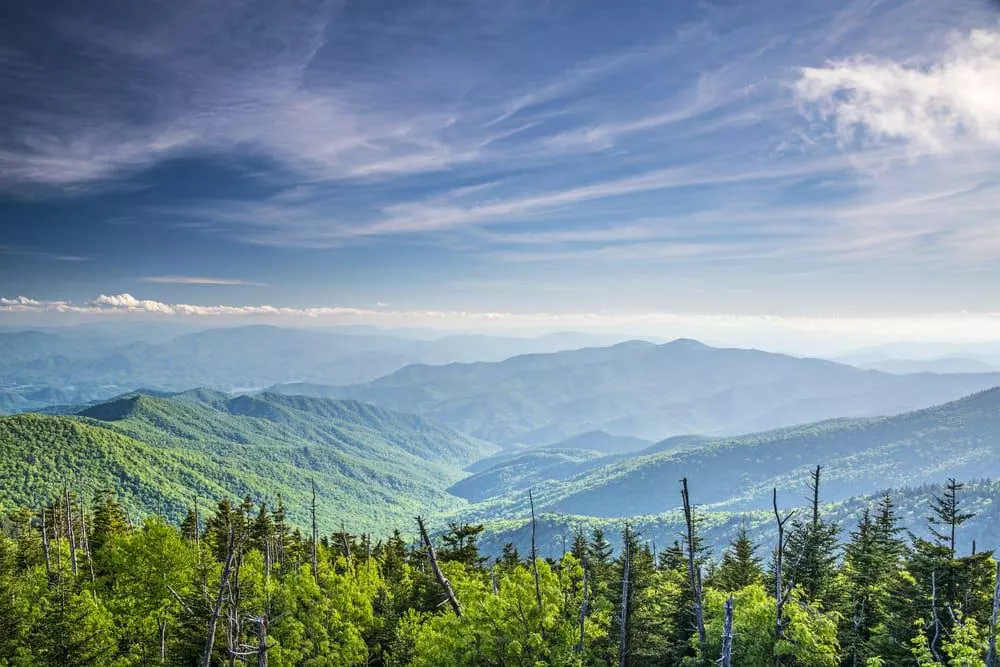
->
285, 338, 1000, 445
0, 325, 630, 413
856, 357, 997, 374
454, 388, 1000, 522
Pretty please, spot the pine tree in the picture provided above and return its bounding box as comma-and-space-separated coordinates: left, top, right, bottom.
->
499, 542, 521, 569
439, 523, 486, 567
783, 466, 840, 605
713, 523, 763, 591
927, 478, 975, 558
570, 528, 588, 563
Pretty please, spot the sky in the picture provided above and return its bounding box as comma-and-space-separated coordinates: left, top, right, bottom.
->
2, 0, 1000, 345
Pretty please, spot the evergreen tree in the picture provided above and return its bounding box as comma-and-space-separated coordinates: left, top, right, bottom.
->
713, 523, 764, 591
782, 466, 840, 605
438, 522, 486, 567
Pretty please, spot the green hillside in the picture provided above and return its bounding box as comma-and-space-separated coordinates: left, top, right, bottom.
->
282, 339, 1000, 445
471, 476, 1000, 558
0, 390, 497, 534
445, 387, 1000, 522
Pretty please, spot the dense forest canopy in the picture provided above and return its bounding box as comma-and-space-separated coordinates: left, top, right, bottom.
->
2, 470, 999, 666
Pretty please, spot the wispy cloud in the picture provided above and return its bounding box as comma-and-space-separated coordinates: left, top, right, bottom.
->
0, 246, 88, 261
141, 275, 266, 286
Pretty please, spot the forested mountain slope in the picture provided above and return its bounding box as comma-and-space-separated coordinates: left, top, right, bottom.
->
452, 388, 1000, 520
0, 390, 496, 533
276, 338, 1000, 445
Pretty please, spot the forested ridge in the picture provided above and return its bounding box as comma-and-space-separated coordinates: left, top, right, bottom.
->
0, 390, 494, 534
3, 469, 999, 666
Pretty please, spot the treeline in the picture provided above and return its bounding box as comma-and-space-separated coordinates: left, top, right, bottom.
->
1, 469, 999, 665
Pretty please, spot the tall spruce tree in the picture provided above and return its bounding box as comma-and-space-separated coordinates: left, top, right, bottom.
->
713, 523, 764, 592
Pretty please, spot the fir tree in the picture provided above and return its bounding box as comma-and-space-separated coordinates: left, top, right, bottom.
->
713, 523, 764, 591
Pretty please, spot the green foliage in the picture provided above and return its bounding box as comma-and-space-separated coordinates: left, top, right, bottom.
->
0, 390, 495, 534
1, 476, 999, 666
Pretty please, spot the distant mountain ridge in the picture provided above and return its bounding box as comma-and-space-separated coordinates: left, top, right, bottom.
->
0, 325, 630, 414
272, 338, 1000, 445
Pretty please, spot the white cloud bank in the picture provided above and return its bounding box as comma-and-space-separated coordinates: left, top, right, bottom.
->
7, 294, 1000, 347
796, 28, 1000, 153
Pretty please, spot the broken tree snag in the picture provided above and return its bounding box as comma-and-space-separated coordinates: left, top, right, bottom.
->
39, 507, 52, 580
720, 595, 734, 667
577, 557, 590, 653
529, 489, 543, 611
78, 492, 95, 582
340, 521, 353, 560
64, 485, 78, 575
256, 614, 268, 667
310, 480, 318, 584
772, 487, 796, 655
618, 524, 630, 667
681, 478, 706, 662
415, 515, 462, 617
202, 523, 239, 667
988, 560, 1000, 667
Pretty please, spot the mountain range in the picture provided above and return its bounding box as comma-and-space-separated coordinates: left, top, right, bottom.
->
272, 338, 1000, 445
0, 325, 628, 413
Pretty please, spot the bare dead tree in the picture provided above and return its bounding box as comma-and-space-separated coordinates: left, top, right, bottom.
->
491, 564, 499, 596
772, 488, 796, 662
720, 595, 734, 667
202, 523, 239, 667
930, 571, 943, 663
681, 478, 706, 661
416, 515, 462, 617
310, 480, 318, 584
64, 486, 78, 575
255, 615, 268, 667
577, 557, 590, 654
40, 507, 51, 580
619, 524, 631, 667
529, 489, 543, 611
988, 561, 1000, 667
78, 492, 95, 583
339, 521, 353, 560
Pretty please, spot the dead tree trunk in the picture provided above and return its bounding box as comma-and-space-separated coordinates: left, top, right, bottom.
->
618, 524, 631, 667
40, 507, 52, 580
416, 515, 462, 617
64, 486, 78, 575
529, 489, 543, 611
681, 478, 706, 661
256, 615, 268, 667
78, 494, 96, 583
772, 488, 795, 664
159, 618, 168, 663
930, 571, 943, 663
720, 595, 734, 667
577, 558, 590, 654
491, 564, 499, 595
310, 480, 318, 584
202, 524, 238, 667
340, 521, 352, 560
988, 561, 1000, 667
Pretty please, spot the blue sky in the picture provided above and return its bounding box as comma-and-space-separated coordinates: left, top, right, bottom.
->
2, 0, 1000, 343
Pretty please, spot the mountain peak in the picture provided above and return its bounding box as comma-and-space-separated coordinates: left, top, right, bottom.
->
662, 338, 711, 350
